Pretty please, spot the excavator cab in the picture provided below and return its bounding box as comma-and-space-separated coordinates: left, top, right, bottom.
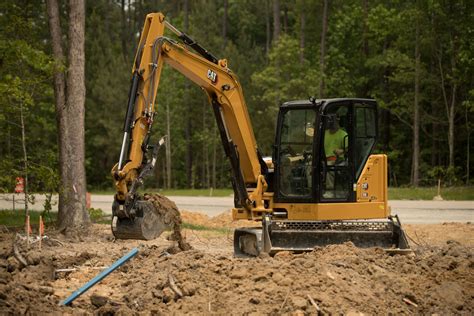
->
274, 98, 374, 204
234, 98, 410, 256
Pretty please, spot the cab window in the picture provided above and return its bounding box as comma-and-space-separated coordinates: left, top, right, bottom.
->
277, 109, 316, 197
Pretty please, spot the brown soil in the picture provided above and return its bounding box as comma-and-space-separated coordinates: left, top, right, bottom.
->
144, 193, 192, 252
0, 211, 472, 315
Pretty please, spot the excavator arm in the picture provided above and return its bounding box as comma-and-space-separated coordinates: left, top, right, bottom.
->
111, 13, 267, 239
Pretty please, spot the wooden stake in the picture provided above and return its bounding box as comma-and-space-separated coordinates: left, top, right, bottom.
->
279, 287, 291, 312
168, 273, 183, 297
26, 215, 30, 247
208, 287, 211, 312
13, 236, 28, 267
403, 297, 418, 307
307, 294, 321, 313
39, 216, 44, 250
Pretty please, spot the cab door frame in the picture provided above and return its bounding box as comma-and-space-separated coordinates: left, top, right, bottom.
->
316, 99, 355, 203
315, 99, 378, 203
273, 104, 319, 204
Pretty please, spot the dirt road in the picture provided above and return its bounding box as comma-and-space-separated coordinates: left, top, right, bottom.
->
1, 194, 472, 224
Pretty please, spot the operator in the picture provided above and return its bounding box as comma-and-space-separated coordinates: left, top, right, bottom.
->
324, 114, 347, 196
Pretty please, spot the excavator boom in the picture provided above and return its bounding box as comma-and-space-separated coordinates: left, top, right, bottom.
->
111, 13, 266, 240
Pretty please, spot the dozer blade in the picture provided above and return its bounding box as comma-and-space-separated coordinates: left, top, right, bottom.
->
112, 194, 181, 240
234, 215, 411, 257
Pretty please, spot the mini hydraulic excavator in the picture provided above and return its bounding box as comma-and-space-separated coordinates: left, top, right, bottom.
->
111, 12, 410, 255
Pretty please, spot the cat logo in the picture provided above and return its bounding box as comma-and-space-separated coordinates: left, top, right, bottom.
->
207, 69, 217, 84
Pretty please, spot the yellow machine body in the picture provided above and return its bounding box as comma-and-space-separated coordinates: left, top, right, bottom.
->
233, 154, 390, 221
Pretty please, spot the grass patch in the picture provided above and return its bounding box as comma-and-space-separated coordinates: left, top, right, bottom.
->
182, 222, 230, 234
388, 186, 474, 200
0, 208, 109, 227
91, 187, 473, 200
91, 188, 234, 197
0, 210, 57, 227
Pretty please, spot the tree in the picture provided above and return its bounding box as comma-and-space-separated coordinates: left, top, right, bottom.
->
273, 0, 280, 43
0, 1, 57, 214
319, 0, 329, 98
412, 1, 421, 187
46, 0, 90, 232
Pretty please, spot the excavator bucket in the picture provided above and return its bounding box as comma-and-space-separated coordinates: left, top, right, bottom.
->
234, 215, 411, 257
111, 194, 180, 240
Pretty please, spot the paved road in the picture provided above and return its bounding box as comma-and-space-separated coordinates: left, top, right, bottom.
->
1, 194, 472, 224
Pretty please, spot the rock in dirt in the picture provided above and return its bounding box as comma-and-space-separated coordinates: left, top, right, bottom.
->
26, 253, 41, 265
291, 296, 307, 310
91, 294, 109, 308
161, 287, 175, 303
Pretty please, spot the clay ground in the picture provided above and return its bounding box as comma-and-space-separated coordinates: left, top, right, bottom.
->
0, 210, 473, 315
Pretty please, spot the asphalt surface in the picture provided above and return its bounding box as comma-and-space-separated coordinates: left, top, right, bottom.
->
1, 194, 473, 224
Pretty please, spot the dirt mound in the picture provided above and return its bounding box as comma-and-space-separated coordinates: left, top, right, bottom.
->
0, 222, 472, 314
79, 238, 474, 315
180, 210, 257, 228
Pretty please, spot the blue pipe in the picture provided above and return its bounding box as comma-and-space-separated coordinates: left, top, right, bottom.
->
60, 247, 139, 306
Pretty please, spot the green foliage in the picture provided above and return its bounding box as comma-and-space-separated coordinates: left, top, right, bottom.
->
0, 1, 58, 195
0, 0, 472, 192
88, 208, 106, 222
0, 210, 57, 227
388, 186, 474, 200
252, 35, 318, 153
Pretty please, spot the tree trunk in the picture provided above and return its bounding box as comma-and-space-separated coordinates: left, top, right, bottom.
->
19, 102, 29, 217
439, 36, 457, 169
201, 102, 206, 187
222, 0, 228, 48
120, 0, 128, 62
362, 0, 369, 56
265, 0, 270, 55
184, 0, 193, 188
466, 104, 470, 184
412, 12, 420, 187
319, 0, 328, 98
448, 45, 456, 168
273, 0, 280, 43
166, 103, 171, 189
448, 85, 456, 167
53, 0, 90, 232
361, 0, 369, 96
382, 108, 391, 152
46, 0, 70, 224
299, 2, 305, 64
212, 126, 217, 189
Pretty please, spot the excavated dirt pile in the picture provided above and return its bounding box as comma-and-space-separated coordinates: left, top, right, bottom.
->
0, 216, 472, 314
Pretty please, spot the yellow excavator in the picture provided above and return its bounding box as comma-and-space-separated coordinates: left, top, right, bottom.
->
111, 12, 410, 255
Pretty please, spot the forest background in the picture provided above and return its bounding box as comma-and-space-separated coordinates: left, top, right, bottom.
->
0, 0, 472, 197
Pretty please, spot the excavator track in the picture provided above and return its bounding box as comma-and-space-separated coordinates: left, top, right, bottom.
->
234, 215, 410, 257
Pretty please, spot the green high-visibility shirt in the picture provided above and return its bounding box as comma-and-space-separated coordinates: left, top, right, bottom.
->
324, 129, 348, 157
